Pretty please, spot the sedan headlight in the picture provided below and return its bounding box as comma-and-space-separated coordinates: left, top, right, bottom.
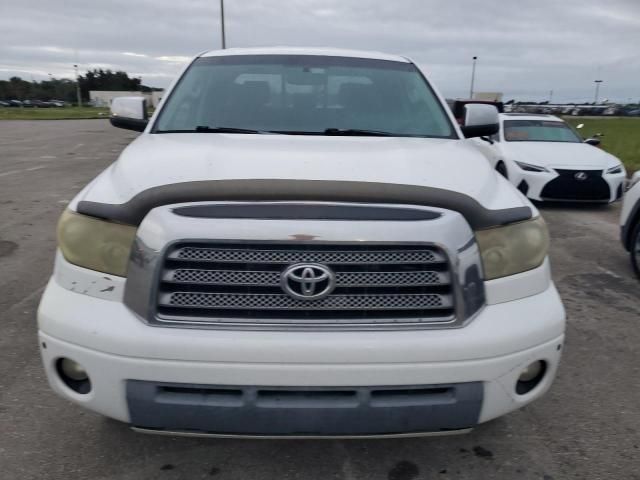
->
475, 216, 550, 280
606, 164, 623, 175
57, 210, 137, 277
515, 161, 548, 173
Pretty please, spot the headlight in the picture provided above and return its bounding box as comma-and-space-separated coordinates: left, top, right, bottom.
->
606, 164, 623, 175
57, 210, 137, 277
475, 216, 549, 280
515, 161, 548, 173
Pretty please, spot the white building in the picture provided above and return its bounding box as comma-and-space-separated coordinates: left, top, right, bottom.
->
90, 90, 164, 108
472, 92, 504, 102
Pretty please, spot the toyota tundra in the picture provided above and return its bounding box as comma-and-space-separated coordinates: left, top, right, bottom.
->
37, 47, 566, 437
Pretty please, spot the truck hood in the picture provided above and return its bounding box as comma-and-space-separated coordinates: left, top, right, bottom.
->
500, 141, 622, 169
75, 133, 528, 212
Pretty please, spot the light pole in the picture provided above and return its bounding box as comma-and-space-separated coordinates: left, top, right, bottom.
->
74, 64, 82, 107
220, 0, 226, 49
594, 79, 603, 104
469, 56, 478, 99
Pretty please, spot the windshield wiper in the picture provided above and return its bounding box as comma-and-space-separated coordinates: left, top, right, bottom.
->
323, 128, 398, 137
158, 126, 404, 136
267, 128, 399, 136
155, 126, 269, 134
195, 126, 267, 134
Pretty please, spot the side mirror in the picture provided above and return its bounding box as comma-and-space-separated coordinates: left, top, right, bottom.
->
110, 97, 148, 132
584, 137, 601, 146
461, 104, 499, 138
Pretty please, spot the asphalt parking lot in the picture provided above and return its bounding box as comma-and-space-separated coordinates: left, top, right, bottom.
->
1, 119, 639, 480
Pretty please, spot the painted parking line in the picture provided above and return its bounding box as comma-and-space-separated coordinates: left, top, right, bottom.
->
0, 165, 47, 177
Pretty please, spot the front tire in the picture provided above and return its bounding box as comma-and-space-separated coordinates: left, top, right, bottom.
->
496, 161, 508, 179
631, 221, 640, 278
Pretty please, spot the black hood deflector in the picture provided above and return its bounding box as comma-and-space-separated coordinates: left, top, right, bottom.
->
76, 179, 532, 230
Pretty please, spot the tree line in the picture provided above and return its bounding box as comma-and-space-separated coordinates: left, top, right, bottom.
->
0, 69, 159, 104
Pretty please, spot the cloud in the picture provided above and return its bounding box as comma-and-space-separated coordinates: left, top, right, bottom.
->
311, 8, 337, 17
156, 56, 192, 63
1, 0, 639, 101
122, 52, 148, 58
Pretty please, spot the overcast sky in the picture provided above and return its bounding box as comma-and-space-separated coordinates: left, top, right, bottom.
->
2, 0, 639, 102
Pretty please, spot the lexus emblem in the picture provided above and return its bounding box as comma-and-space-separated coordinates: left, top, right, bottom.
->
574, 171, 588, 181
280, 263, 336, 301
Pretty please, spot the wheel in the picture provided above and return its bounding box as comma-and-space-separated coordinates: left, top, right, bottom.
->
496, 161, 508, 179
631, 221, 640, 278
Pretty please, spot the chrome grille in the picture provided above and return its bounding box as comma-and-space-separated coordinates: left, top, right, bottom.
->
155, 242, 455, 328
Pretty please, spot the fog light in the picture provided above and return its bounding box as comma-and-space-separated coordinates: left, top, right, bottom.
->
518, 361, 543, 382
56, 358, 91, 394
60, 358, 88, 381
516, 360, 547, 395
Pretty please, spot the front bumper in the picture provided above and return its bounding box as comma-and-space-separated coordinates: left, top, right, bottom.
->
126, 380, 484, 436
509, 166, 625, 203
38, 274, 565, 436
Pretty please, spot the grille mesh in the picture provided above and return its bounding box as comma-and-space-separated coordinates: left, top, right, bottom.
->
169, 269, 443, 287
174, 247, 439, 264
163, 292, 447, 310
155, 242, 455, 327
541, 169, 610, 201
172, 270, 279, 285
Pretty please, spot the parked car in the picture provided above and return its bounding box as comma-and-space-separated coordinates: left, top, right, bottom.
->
0, 100, 9, 107
621, 171, 640, 276
23, 99, 51, 108
38, 48, 565, 438
8, 99, 22, 107
474, 113, 626, 203
48, 99, 66, 107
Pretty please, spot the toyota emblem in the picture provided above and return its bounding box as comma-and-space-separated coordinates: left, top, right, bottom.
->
574, 171, 588, 181
280, 263, 336, 301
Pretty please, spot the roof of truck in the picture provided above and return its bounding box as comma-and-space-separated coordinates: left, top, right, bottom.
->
200, 47, 411, 63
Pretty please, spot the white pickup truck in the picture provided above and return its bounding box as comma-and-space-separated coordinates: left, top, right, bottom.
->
38, 47, 565, 437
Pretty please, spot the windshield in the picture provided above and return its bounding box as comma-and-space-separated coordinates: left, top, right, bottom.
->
503, 120, 582, 143
154, 55, 455, 138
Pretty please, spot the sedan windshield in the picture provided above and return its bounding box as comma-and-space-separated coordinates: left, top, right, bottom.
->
503, 120, 582, 143
154, 55, 455, 138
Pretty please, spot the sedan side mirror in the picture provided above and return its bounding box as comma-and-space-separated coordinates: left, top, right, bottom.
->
110, 97, 148, 132
461, 104, 499, 138
584, 137, 601, 146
